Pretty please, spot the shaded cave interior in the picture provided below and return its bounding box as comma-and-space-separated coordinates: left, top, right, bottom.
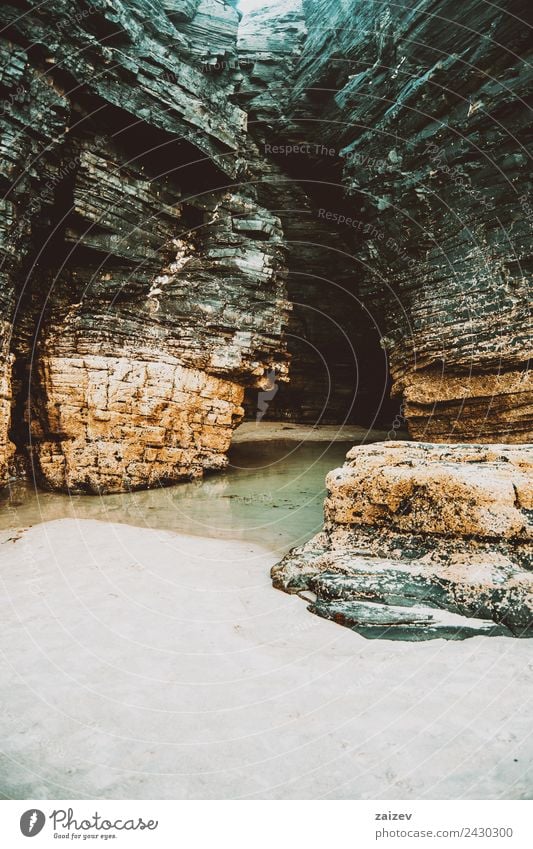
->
241, 146, 400, 429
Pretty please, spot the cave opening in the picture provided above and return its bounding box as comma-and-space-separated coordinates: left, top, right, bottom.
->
246, 155, 401, 429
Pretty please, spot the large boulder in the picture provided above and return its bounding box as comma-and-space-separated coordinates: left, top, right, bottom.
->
273, 442, 533, 640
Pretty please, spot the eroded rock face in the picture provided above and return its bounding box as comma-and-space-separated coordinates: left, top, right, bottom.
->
0, 32, 72, 488
34, 356, 244, 493
0, 0, 531, 494
0, 0, 290, 492
325, 443, 532, 540
273, 442, 533, 640
241, 0, 533, 641
237, 0, 532, 440
28, 147, 289, 491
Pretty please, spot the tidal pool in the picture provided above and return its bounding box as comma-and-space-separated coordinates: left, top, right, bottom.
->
0, 439, 357, 555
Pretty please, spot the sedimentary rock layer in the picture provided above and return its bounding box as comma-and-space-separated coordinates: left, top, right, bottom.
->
0, 0, 290, 492
0, 0, 531, 493
33, 355, 244, 493
273, 442, 533, 640
239, 0, 532, 439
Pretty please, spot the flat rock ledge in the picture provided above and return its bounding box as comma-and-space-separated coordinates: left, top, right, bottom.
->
272, 442, 533, 641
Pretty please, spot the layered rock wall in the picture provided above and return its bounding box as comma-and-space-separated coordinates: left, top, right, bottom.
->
0, 0, 290, 492
34, 355, 244, 492
0, 0, 531, 496
305, 0, 532, 441
238, 0, 532, 439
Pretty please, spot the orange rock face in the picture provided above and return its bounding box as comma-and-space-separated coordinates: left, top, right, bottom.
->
399, 370, 533, 444
325, 442, 532, 541
31, 355, 245, 493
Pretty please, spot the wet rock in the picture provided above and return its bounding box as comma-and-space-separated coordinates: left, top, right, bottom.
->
273, 442, 533, 639
310, 599, 510, 642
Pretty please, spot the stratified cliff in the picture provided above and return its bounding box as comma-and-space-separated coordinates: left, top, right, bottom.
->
0, 0, 531, 500
0, 0, 290, 492
238, 0, 532, 440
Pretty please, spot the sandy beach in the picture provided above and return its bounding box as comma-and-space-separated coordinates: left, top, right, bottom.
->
0, 518, 531, 799
232, 421, 399, 443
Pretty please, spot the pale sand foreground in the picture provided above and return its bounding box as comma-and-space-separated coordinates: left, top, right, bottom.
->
0, 519, 531, 800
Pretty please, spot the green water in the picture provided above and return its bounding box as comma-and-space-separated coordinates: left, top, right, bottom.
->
0, 440, 355, 555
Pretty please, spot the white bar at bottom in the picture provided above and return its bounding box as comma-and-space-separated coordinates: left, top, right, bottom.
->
1, 799, 531, 848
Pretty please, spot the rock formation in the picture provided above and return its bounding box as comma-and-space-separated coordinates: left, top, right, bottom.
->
236, 0, 532, 440
0, 0, 290, 492
0, 0, 531, 645
0, 0, 531, 640
274, 441, 533, 639
235, 0, 532, 640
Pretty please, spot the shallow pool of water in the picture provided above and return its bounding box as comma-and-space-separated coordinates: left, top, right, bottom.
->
0, 440, 356, 555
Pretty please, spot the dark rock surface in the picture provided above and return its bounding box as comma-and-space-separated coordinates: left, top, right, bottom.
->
237, 0, 532, 440
236, 0, 397, 427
